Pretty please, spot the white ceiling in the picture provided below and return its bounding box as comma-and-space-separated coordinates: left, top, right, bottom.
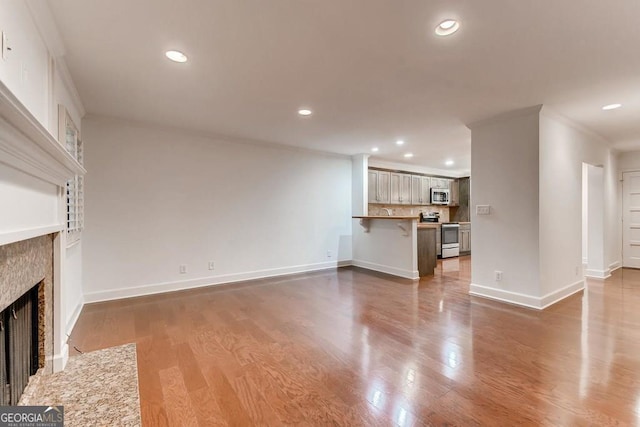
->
48, 0, 640, 175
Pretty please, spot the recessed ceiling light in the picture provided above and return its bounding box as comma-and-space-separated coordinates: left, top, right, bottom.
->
602, 103, 622, 110
445, 160, 454, 166
298, 109, 313, 116
435, 19, 460, 36
396, 140, 405, 146
371, 147, 379, 152
404, 153, 414, 158
165, 50, 188, 63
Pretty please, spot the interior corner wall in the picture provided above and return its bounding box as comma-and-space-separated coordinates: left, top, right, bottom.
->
82, 117, 353, 302
351, 154, 369, 216
469, 108, 542, 306
539, 112, 620, 297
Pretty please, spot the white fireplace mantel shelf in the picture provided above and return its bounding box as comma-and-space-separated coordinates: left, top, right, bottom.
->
0, 81, 86, 186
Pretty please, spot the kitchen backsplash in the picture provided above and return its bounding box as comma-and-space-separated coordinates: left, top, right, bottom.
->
368, 204, 450, 222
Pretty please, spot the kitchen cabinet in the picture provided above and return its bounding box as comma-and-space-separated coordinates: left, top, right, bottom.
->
417, 227, 437, 276
431, 178, 451, 190
449, 179, 459, 206
411, 175, 431, 205
459, 223, 471, 255
368, 170, 390, 203
451, 177, 470, 222
390, 173, 411, 205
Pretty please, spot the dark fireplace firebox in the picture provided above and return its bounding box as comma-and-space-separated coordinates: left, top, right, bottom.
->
0, 284, 39, 405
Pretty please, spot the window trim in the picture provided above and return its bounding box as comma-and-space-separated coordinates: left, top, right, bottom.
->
58, 105, 83, 244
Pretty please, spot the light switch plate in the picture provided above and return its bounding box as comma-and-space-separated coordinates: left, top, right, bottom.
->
476, 205, 491, 215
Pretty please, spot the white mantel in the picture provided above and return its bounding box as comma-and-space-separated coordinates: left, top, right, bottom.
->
0, 80, 85, 247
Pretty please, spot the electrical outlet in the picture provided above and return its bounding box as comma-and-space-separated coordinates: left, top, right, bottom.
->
327, 250, 332, 258
495, 270, 503, 281
179, 264, 187, 274
575, 266, 580, 276
476, 205, 491, 215
208, 261, 215, 270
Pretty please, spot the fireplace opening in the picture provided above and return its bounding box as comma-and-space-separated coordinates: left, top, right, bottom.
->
0, 284, 40, 405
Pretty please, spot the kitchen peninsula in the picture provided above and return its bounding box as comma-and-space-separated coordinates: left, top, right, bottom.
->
352, 216, 437, 277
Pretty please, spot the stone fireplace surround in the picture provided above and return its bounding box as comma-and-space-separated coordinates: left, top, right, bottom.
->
0, 80, 86, 374
0, 235, 54, 373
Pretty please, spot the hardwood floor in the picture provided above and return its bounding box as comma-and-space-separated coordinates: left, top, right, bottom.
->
69, 257, 640, 426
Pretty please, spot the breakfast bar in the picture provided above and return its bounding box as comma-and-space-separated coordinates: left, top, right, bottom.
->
352, 216, 437, 278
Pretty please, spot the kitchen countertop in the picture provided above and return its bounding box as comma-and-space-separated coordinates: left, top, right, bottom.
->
352, 216, 419, 220
417, 223, 440, 229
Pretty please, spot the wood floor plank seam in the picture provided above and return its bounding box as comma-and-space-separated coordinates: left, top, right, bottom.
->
68, 258, 640, 426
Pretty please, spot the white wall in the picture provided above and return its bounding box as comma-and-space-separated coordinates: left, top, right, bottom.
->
0, 0, 50, 128
82, 117, 352, 301
618, 151, 640, 171
0, 162, 59, 242
351, 219, 418, 279
582, 163, 588, 264
352, 154, 368, 216
468, 106, 620, 309
64, 240, 83, 333
469, 107, 542, 306
539, 110, 620, 289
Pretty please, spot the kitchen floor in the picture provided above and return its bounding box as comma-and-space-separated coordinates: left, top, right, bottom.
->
68, 256, 640, 425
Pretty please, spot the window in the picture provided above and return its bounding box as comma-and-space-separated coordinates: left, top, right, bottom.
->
58, 106, 83, 241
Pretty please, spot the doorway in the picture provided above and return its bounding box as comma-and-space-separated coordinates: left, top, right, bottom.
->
622, 171, 640, 268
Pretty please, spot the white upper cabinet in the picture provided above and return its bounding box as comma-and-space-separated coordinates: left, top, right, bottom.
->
368, 170, 390, 204
430, 178, 451, 190
391, 173, 411, 204
368, 169, 457, 206
411, 175, 431, 205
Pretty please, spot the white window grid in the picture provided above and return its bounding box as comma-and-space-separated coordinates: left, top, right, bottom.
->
60, 106, 84, 236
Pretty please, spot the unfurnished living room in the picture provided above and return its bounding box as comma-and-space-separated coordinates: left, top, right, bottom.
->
1, 0, 640, 425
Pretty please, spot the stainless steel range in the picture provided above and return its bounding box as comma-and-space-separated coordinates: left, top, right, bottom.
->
441, 223, 460, 258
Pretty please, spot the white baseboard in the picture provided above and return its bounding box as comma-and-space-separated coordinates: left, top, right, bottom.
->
469, 284, 542, 309
65, 297, 84, 336
84, 261, 348, 304
608, 261, 621, 273
539, 279, 585, 309
469, 279, 585, 310
585, 268, 611, 279
51, 344, 69, 373
351, 259, 419, 280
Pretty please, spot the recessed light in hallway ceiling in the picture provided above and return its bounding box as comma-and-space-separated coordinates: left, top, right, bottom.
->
404, 153, 414, 158
371, 147, 379, 152
396, 140, 405, 146
435, 19, 460, 36
165, 50, 188, 63
298, 109, 313, 116
445, 160, 454, 166
602, 103, 622, 111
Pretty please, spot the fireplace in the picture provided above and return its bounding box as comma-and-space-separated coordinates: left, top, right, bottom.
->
0, 73, 85, 379
0, 284, 41, 405
0, 235, 54, 405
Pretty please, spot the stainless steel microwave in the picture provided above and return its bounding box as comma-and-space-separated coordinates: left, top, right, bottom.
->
431, 188, 450, 205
